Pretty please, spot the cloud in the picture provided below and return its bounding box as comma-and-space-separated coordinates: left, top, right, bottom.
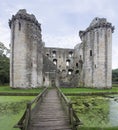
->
0, 22, 10, 48
43, 34, 80, 49
112, 37, 118, 69
0, 0, 117, 68
112, 47, 118, 69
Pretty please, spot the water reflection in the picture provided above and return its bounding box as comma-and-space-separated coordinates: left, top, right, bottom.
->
109, 96, 118, 126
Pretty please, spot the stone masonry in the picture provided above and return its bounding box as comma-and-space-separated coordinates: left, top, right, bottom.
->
79, 17, 114, 88
9, 9, 43, 88
9, 10, 114, 88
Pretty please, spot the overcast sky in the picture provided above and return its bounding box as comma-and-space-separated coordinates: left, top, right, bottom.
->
0, 0, 118, 69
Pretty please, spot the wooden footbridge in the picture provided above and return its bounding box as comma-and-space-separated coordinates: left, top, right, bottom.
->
15, 87, 82, 130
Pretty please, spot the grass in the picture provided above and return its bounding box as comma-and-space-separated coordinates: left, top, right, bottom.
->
0, 86, 44, 129
1, 114, 21, 130
0, 84, 118, 94
0, 85, 43, 93
0, 96, 35, 103
0, 96, 35, 130
112, 84, 118, 87
61, 84, 118, 94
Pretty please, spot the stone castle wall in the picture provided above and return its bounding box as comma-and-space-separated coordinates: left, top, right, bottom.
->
44, 47, 74, 72
43, 55, 59, 87
44, 47, 79, 87
9, 10, 114, 89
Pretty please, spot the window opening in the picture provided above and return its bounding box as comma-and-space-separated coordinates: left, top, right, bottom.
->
75, 70, 79, 74
68, 69, 73, 75
43, 77, 45, 82
95, 64, 96, 68
76, 63, 78, 67
53, 59, 57, 65
90, 50, 92, 56
62, 69, 66, 72
19, 22, 21, 31
69, 51, 73, 58
80, 55, 81, 59
66, 59, 70, 66
52, 50, 56, 57
46, 54, 49, 57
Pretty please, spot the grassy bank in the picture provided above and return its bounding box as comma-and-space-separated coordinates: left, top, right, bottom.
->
0, 96, 35, 130
61, 85, 118, 94
112, 84, 118, 87
0, 86, 42, 94
0, 86, 43, 129
0, 85, 118, 94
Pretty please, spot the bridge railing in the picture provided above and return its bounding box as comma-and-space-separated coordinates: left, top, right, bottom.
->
14, 87, 48, 130
56, 86, 82, 130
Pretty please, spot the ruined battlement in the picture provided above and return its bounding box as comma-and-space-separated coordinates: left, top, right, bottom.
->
9, 9, 41, 30
79, 17, 114, 39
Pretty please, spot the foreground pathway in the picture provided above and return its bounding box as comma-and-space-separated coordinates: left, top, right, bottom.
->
28, 88, 72, 130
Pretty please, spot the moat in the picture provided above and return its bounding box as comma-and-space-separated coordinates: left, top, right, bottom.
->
69, 95, 118, 128
0, 93, 118, 130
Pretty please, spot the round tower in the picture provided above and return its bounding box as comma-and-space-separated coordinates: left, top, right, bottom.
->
79, 17, 114, 88
9, 9, 43, 88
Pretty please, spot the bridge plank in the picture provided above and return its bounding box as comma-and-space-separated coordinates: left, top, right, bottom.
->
28, 88, 72, 130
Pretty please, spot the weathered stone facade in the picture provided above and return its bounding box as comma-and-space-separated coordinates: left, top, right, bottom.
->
9, 10, 114, 88
78, 17, 114, 88
44, 47, 78, 87
9, 9, 43, 88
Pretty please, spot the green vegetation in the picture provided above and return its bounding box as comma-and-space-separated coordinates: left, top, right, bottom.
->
112, 84, 118, 87
61, 86, 118, 94
112, 69, 118, 82
78, 127, 118, 130
0, 86, 42, 93
0, 96, 35, 130
1, 85, 118, 94
70, 96, 109, 127
0, 54, 9, 85
69, 96, 118, 129
0, 86, 43, 129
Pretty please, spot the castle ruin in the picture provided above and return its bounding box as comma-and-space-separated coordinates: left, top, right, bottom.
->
9, 9, 114, 89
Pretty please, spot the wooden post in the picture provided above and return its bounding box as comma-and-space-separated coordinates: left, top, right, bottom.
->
71, 108, 74, 129
27, 103, 31, 125
69, 103, 76, 130
69, 103, 72, 124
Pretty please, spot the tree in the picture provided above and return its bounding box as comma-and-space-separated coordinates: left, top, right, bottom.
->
0, 54, 9, 85
112, 68, 118, 82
